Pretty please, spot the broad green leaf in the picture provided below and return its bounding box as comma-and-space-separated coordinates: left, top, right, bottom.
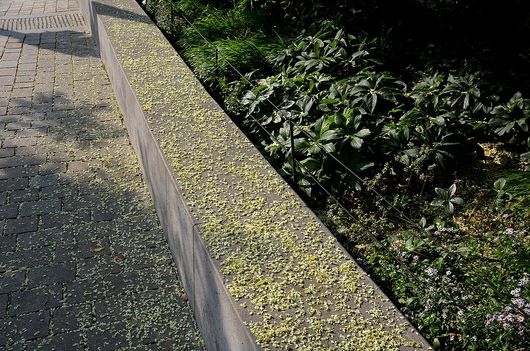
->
435, 187, 448, 199
451, 197, 464, 205
449, 184, 457, 197
356, 128, 371, 138
350, 136, 363, 149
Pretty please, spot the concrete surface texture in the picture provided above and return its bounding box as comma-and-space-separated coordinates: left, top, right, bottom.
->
82, 0, 431, 350
0, 0, 204, 349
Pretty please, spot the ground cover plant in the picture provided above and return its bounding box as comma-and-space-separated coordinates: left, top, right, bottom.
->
141, 0, 529, 349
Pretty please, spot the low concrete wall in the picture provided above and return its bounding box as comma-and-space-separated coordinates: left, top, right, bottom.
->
79, 0, 431, 350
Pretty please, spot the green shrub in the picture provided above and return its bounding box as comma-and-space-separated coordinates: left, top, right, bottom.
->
241, 27, 507, 197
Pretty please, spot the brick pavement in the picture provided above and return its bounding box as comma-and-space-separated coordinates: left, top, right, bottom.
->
0, 0, 79, 17
0, 0, 203, 349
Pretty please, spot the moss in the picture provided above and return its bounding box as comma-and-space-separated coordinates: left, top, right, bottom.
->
95, 0, 429, 349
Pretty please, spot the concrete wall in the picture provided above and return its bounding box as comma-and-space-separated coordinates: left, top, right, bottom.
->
78, 0, 431, 350
80, 3, 257, 349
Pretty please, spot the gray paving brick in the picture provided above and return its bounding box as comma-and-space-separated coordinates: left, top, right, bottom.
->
19, 198, 61, 216
56, 238, 110, 262
47, 150, 74, 162
11, 310, 50, 340
26, 330, 85, 350
0, 147, 14, 158
28, 262, 75, 288
41, 209, 90, 229
0, 320, 7, 347
64, 279, 103, 304
0, 234, 16, 253
0, 246, 55, 271
87, 321, 128, 351
63, 193, 98, 211
5, 216, 38, 235
38, 162, 66, 175
18, 227, 75, 249
0, 165, 38, 179
30, 174, 58, 188
0, 294, 7, 318
0, 177, 29, 191
5, 121, 30, 130
2, 137, 37, 148
16, 127, 47, 137
15, 145, 38, 156
9, 285, 62, 315
52, 303, 92, 333
0, 204, 17, 219
0, 155, 42, 168
0, 270, 25, 293
39, 184, 76, 199
78, 255, 124, 277
9, 188, 39, 203
92, 205, 117, 222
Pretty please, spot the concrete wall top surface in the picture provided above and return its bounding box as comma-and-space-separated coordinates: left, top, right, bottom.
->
81, 0, 432, 349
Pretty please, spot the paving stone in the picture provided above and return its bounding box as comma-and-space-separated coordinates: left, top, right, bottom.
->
39, 162, 66, 175
0, 205, 17, 219
52, 303, 92, 333
19, 198, 61, 216
0, 165, 38, 179
0, 246, 55, 271
94, 294, 134, 324
41, 209, 90, 229
67, 160, 90, 172
77, 255, 124, 277
0, 270, 25, 293
56, 238, 110, 262
15, 145, 39, 156
27, 262, 76, 288
87, 321, 128, 351
26, 331, 85, 350
71, 221, 117, 241
9, 188, 39, 203
39, 184, 76, 199
11, 310, 50, 340
0, 294, 7, 318
16, 127, 47, 137
0, 155, 42, 168
19, 227, 75, 249
5, 121, 30, 130
4, 216, 38, 235
0, 234, 16, 253
0, 147, 15, 158
0, 177, 29, 191
0, 320, 8, 347
30, 174, 58, 188
9, 285, 62, 315
93, 205, 118, 222
64, 276, 113, 304
63, 194, 99, 211
2, 137, 37, 148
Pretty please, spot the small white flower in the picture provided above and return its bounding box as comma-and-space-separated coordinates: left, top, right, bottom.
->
426, 267, 438, 277
510, 287, 521, 297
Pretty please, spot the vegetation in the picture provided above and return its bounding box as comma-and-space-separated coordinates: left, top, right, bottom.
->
141, 0, 530, 349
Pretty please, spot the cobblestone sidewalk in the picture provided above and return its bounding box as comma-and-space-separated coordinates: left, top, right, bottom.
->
0, 1, 203, 349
